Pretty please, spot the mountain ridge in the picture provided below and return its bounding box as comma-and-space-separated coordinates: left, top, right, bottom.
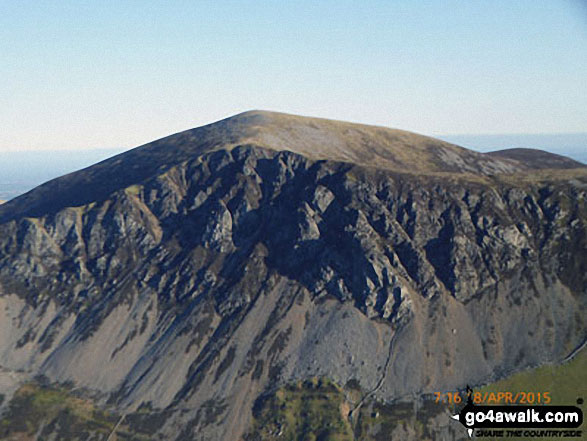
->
487, 147, 585, 169
5, 110, 585, 224
0, 111, 585, 440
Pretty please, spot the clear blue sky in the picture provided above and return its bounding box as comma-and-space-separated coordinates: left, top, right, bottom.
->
1, 0, 586, 152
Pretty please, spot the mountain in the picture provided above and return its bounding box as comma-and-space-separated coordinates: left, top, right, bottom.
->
0, 111, 585, 440
0, 148, 126, 202
487, 147, 586, 170
0, 110, 529, 223
438, 133, 587, 165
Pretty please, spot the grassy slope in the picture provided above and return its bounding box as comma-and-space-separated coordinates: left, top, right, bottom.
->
244, 377, 354, 441
469, 350, 587, 441
0, 383, 155, 441
0, 351, 584, 440
479, 349, 586, 406
0, 383, 117, 440
245, 350, 586, 441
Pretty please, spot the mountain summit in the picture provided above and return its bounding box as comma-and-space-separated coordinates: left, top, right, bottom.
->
5, 110, 584, 223
0, 112, 585, 440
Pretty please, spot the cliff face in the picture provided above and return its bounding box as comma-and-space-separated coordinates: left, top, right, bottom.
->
0, 112, 585, 440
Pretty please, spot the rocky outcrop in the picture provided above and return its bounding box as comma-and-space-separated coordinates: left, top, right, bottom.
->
0, 112, 585, 440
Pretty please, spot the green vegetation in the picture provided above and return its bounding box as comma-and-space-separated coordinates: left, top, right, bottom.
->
0, 383, 117, 440
0, 383, 156, 441
479, 349, 586, 406
474, 350, 586, 441
2, 352, 584, 440
245, 377, 354, 441
244, 351, 586, 441
244, 377, 452, 441
354, 400, 449, 441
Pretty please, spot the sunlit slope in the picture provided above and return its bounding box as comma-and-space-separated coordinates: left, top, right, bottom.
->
0, 110, 541, 222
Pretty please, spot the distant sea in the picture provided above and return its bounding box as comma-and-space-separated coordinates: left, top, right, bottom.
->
0, 133, 585, 202
0, 148, 127, 201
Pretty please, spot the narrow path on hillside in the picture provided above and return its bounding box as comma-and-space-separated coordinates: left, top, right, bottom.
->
348, 327, 401, 425
106, 413, 126, 441
562, 336, 587, 363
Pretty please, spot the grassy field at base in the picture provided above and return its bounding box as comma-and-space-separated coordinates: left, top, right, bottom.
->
245, 377, 354, 441
478, 349, 586, 407
0, 350, 584, 440
0, 383, 117, 440
0, 382, 155, 441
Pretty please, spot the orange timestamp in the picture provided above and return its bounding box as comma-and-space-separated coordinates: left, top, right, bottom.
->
433, 391, 552, 405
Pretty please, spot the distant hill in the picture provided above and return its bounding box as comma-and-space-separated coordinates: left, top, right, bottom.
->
487, 148, 586, 170
439, 133, 587, 165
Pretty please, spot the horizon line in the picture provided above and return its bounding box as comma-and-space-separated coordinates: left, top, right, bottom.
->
1, 131, 586, 153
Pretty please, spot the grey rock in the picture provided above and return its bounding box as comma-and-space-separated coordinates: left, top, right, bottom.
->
0, 111, 585, 440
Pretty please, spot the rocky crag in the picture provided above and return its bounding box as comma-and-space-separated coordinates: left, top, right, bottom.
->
0, 111, 585, 440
